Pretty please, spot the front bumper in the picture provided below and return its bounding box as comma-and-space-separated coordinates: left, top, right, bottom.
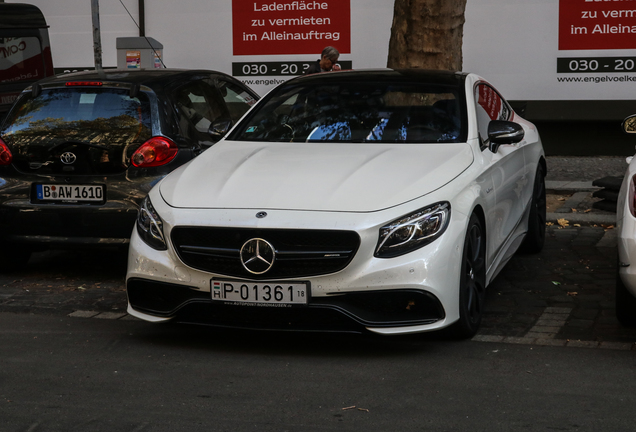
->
127, 277, 445, 333
126, 203, 469, 335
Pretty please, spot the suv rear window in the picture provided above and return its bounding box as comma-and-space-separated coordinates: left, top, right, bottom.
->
4, 87, 151, 137
1, 87, 152, 175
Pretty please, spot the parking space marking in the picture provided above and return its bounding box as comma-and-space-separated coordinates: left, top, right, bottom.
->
69, 310, 127, 320
68, 310, 100, 318
93, 311, 127, 320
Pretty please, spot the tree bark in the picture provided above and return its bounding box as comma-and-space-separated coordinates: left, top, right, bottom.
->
387, 0, 468, 71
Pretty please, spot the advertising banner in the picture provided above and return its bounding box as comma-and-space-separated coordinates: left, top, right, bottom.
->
463, 0, 636, 102
230, 0, 355, 95
232, 0, 350, 55
21, 0, 634, 104
559, 0, 636, 51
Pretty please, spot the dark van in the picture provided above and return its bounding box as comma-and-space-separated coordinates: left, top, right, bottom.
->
0, 3, 54, 120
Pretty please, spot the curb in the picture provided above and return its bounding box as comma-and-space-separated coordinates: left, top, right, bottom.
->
546, 180, 616, 225
546, 180, 601, 193
546, 212, 615, 225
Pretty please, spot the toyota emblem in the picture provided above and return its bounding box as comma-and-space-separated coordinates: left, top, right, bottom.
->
240, 238, 275, 274
60, 152, 77, 165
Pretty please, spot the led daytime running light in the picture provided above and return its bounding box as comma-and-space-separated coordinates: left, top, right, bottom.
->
375, 202, 450, 258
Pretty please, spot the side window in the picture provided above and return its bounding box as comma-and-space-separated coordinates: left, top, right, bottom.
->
217, 80, 257, 123
474, 83, 512, 148
174, 81, 226, 144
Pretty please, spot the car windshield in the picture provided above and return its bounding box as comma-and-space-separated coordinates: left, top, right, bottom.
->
229, 80, 466, 143
2, 87, 152, 145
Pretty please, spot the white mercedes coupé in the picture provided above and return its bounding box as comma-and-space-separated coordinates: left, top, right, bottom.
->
125, 69, 546, 338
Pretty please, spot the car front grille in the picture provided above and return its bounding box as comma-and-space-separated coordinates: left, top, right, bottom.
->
171, 227, 361, 279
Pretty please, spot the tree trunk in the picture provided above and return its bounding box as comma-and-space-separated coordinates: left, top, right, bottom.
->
387, 0, 468, 71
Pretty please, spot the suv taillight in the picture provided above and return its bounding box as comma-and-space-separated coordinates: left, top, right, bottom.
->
131, 137, 178, 168
0, 137, 12, 165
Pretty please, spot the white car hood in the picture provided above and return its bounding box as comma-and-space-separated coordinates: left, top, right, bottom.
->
160, 141, 474, 212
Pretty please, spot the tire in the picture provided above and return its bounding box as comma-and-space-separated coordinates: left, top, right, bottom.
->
616, 266, 636, 327
519, 164, 546, 254
0, 243, 31, 272
451, 213, 487, 339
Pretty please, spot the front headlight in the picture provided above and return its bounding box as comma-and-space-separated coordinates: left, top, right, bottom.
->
375, 202, 450, 258
136, 196, 167, 250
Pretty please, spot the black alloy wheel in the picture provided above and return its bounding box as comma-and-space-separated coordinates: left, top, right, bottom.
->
452, 213, 487, 338
519, 164, 546, 254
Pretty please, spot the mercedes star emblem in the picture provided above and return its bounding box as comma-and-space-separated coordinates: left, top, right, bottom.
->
60, 152, 77, 165
240, 238, 275, 274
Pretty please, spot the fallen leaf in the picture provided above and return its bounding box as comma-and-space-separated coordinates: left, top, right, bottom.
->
584, 209, 591, 213
77, 286, 86, 290
557, 218, 569, 228
573, 224, 581, 227
567, 292, 578, 296
546, 222, 554, 226
358, 408, 370, 412
571, 208, 577, 212
552, 281, 561, 285
342, 406, 356, 411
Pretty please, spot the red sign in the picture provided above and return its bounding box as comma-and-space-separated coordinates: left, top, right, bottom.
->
232, 0, 351, 56
559, 0, 636, 50
478, 85, 503, 121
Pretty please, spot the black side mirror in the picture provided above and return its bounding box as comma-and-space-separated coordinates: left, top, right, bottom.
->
487, 120, 525, 153
622, 115, 636, 134
208, 118, 233, 141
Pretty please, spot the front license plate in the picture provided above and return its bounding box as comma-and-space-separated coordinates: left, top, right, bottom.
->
211, 279, 309, 306
35, 184, 105, 203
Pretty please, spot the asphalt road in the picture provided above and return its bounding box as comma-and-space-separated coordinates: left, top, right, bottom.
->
1, 312, 636, 432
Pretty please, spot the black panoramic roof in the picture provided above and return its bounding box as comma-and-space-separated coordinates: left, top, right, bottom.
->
0, 3, 48, 29
33, 69, 224, 89
289, 68, 468, 87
